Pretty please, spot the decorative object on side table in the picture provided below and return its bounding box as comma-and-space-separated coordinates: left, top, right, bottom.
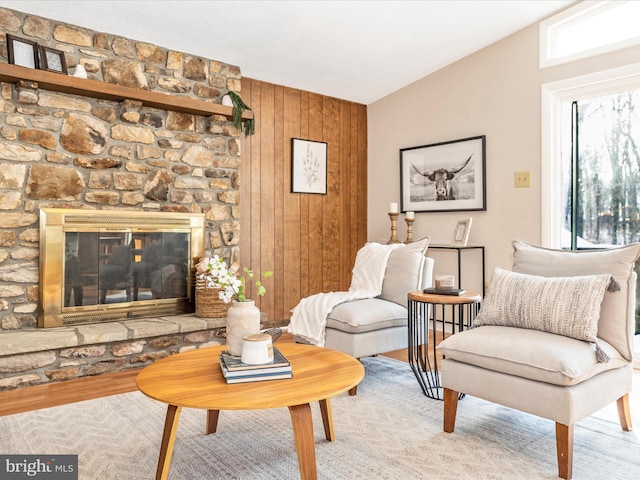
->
423, 287, 466, 296
195, 255, 273, 356
451, 217, 472, 246
387, 202, 400, 244
404, 211, 415, 243
427, 274, 466, 295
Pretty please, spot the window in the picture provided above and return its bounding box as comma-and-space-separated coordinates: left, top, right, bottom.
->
542, 65, 640, 337
541, 63, 640, 247
562, 92, 640, 249
540, 1, 640, 68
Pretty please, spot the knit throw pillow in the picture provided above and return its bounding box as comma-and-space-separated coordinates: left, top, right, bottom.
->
474, 268, 613, 360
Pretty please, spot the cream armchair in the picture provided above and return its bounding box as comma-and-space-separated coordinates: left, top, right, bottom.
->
296, 237, 433, 394
438, 240, 640, 479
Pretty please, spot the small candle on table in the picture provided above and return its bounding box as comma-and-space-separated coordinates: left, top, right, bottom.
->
389, 203, 399, 214
406, 211, 415, 220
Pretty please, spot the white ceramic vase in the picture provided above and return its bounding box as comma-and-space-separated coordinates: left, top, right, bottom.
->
225, 300, 261, 356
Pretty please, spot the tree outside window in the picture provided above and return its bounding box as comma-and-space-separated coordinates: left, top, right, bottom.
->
563, 90, 640, 332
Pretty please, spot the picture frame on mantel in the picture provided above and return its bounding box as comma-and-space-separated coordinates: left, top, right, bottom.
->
291, 138, 327, 194
6, 34, 39, 69
39, 46, 68, 74
400, 135, 486, 213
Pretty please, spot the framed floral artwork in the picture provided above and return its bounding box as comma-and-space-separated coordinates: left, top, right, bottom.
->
291, 138, 327, 194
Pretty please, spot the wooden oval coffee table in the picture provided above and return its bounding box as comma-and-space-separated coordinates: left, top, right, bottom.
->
136, 342, 364, 480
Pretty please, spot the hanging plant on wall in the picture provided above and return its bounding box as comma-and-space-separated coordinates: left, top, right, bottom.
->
227, 91, 255, 137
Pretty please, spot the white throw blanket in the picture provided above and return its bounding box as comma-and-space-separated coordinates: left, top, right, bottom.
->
287, 242, 401, 346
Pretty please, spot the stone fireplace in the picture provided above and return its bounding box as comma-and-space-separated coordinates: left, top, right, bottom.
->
0, 7, 247, 388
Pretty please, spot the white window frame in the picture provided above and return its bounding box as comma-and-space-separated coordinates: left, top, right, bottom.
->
540, 1, 640, 69
541, 62, 640, 248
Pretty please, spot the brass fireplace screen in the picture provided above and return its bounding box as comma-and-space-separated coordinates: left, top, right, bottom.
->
39, 209, 205, 328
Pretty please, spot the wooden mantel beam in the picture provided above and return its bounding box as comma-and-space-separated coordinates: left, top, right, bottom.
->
0, 63, 253, 120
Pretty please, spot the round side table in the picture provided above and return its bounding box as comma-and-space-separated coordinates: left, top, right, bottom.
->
407, 290, 482, 400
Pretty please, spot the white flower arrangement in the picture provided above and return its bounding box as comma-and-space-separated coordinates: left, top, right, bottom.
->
195, 255, 272, 303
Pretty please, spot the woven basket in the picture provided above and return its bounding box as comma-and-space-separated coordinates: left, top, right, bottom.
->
195, 279, 231, 318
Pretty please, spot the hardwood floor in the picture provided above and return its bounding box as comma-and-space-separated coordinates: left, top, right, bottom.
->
0, 333, 411, 417
3, 333, 638, 425
0, 367, 143, 417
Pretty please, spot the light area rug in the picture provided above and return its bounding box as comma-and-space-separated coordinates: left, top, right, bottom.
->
1, 356, 639, 480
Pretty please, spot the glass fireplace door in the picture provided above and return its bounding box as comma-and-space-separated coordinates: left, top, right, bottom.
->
63, 230, 190, 308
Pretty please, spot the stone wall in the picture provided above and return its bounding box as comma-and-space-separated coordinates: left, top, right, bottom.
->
0, 7, 244, 388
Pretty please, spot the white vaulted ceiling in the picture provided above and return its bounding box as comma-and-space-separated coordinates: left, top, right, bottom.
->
4, 0, 575, 104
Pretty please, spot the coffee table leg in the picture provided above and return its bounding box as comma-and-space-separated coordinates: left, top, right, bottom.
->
318, 398, 335, 441
288, 403, 317, 480
157, 404, 182, 480
206, 409, 220, 434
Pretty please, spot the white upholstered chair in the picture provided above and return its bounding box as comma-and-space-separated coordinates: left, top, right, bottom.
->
297, 237, 434, 394
438, 239, 640, 479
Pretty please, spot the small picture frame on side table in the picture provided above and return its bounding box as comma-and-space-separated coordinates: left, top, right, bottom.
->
452, 217, 472, 246
39, 46, 67, 74
6, 34, 39, 69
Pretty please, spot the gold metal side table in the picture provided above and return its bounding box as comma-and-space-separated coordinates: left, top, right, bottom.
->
407, 290, 482, 400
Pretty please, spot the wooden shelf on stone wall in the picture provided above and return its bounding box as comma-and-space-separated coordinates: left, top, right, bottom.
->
0, 63, 253, 121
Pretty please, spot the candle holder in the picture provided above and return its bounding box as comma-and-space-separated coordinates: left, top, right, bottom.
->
405, 217, 415, 244
387, 212, 401, 244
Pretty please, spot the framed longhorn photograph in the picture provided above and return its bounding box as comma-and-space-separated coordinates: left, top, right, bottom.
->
400, 135, 486, 213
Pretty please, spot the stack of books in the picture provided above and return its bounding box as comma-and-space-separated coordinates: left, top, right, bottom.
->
219, 346, 292, 383
423, 287, 466, 296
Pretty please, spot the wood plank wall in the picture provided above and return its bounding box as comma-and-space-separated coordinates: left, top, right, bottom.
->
239, 78, 368, 325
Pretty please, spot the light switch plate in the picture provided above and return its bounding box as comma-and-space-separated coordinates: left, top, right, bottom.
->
515, 171, 530, 188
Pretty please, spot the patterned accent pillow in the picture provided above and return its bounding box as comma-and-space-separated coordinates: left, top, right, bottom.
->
474, 268, 612, 344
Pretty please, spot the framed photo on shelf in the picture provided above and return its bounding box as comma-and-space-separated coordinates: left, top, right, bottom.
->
400, 135, 486, 213
291, 138, 327, 194
39, 46, 68, 74
451, 217, 473, 246
6, 34, 39, 69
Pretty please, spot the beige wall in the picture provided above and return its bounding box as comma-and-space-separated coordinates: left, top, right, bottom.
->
368, 15, 640, 288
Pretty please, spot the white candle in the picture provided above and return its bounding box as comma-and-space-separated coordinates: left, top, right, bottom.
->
406, 211, 415, 220
389, 203, 399, 213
